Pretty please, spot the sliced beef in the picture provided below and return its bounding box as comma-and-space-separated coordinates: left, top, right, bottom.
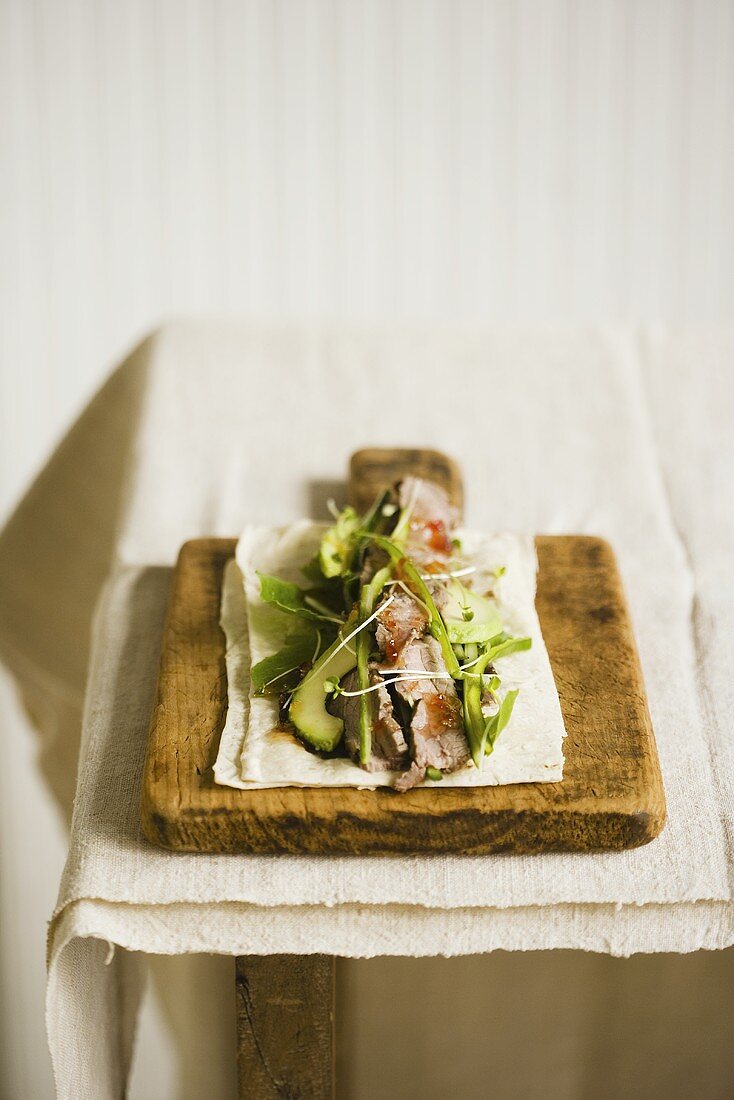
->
328, 668, 409, 773
369, 667, 410, 769
399, 476, 458, 531
333, 477, 467, 785
375, 587, 428, 664
398, 476, 459, 563
392, 635, 469, 791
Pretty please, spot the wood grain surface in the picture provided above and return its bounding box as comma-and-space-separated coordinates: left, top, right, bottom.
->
349, 447, 464, 516
236, 955, 335, 1100
141, 448, 665, 854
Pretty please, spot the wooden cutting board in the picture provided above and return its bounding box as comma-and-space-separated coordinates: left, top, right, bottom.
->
140, 448, 665, 854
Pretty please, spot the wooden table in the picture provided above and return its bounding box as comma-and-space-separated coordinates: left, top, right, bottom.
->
236, 955, 335, 1098
143, 447, 662, 1097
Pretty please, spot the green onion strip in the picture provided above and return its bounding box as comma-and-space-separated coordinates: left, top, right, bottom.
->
356, 564, 393, 764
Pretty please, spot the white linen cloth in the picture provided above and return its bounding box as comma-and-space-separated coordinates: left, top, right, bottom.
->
1, 325, 732, 1099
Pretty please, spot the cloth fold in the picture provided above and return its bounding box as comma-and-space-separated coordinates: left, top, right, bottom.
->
1, 324, 732, 1100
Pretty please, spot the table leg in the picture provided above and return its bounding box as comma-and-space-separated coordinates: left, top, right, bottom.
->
235, 954, 335, 1099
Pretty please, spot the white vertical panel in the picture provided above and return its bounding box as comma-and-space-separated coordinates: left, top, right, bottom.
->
623, 0, 683, 318
568, 0, 626, 317
480, 0, 523, 318
682, 0, 734, 315
337, 0, 401, 316
356, 0, 402, 316
394, 0, 457, 316
280, 0, 341, 315
513, 0, 548, 318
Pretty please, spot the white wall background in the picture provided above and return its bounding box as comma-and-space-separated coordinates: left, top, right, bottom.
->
1, 1, 733, 1098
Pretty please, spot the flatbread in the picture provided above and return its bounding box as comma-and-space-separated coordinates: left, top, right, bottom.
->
214, 522, 566, 789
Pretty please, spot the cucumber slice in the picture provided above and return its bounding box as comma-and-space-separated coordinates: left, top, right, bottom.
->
289, 636, 356, 752
442, 582, 503, 644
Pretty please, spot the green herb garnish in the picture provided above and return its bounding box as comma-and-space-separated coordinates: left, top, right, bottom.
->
252, 623, 329, 694
258, 572, 341, 624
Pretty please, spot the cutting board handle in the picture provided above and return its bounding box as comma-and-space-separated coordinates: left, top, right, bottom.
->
348, 448, 464, 520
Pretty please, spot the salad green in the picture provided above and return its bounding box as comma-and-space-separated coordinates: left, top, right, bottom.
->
249, 478, 532, 786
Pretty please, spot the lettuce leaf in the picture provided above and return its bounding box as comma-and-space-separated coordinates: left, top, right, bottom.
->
251, 623, 331, 694
318, 490, 393, 580
319, 506, 362, 578
257, 572, 338, 623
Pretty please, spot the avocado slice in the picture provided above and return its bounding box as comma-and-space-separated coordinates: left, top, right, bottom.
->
289, 635, 356, 752
442, 581, 503, 644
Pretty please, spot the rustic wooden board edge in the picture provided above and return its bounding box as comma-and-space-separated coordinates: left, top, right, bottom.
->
535, 533, 666, 846
140, 538, 232, 844
349, 447, 464, 515
140, 535, 666, 855
144, 805, 663, 856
